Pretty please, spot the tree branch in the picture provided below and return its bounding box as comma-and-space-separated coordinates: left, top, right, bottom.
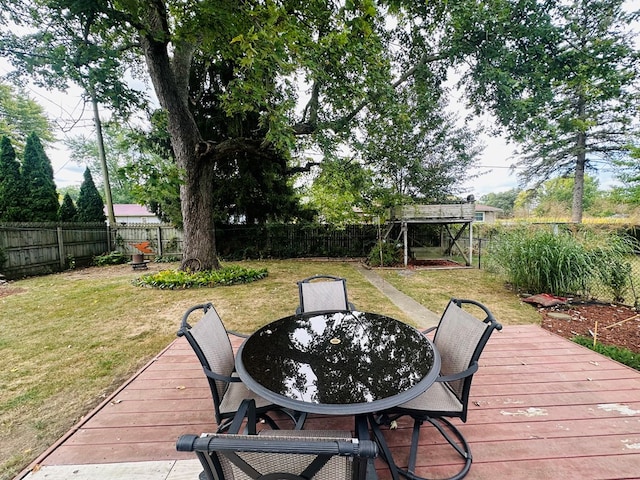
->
286, 161, 322, 174
295, 50, 449, 136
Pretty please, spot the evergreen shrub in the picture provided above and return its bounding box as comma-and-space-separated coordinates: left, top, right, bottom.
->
367, 241, 402, 267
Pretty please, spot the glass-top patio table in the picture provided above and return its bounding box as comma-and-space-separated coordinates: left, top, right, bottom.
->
235, 310, 440, 415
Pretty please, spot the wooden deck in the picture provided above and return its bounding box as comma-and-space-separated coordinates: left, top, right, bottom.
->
20, 325, 640, 480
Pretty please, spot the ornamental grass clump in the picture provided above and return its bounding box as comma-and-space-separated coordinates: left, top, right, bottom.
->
133, 264, 268, 289
485, 225, 636, 299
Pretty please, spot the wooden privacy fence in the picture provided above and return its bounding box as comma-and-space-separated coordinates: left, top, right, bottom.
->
0, 223, 381, 279
110, 224, 184, 258
0, 223, 184, 280
0, 222, 110, 279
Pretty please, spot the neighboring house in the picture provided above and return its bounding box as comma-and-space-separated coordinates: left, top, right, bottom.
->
106, 204, 161, 225
474, 204, 503, 223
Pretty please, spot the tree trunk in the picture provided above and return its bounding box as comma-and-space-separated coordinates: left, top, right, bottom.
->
572, 96, 587, 224
572, 144, 586, 223
138, 5, 220, 270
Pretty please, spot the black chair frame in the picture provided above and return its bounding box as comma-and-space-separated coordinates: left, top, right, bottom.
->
178, 399, 378, 480
373, 298, 502, 480
177, 303, 305, 432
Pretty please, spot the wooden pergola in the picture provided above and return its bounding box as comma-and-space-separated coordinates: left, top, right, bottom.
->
386, 203, 476, 267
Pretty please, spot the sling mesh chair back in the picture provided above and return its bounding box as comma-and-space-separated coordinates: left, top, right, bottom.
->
177, 399, 378, 480
375, 298, 502, 480
177, 303, 303, 431
296, 275, 355, 314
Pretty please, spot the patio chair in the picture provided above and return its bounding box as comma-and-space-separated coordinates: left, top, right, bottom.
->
372, 298, 502, 480
177, 398, 378, 480
295, 274, 355, 314
177, 303, 305, 431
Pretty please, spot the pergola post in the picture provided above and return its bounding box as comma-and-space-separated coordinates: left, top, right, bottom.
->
403, 222, 408, 267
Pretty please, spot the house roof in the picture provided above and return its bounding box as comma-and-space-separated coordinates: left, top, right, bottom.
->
475, 204, 503, 212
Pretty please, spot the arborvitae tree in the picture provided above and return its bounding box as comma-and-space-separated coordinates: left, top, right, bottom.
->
58, 192, 77, 222
76, 168, 106, 222
21, 133, 59, 221
0, 136, 24, 221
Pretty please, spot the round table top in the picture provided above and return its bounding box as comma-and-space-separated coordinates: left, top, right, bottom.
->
236, 310, 440, 415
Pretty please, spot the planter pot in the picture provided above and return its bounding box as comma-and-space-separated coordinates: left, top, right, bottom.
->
132, 253, 144, 264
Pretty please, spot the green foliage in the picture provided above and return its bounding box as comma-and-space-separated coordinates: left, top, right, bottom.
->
613, 146, 640, 206
486, 225, 636, 297
512, 0, 639, 223
93, 251, 128, 266
0, 135, 24, 221
531, 176, 601, 217
0, 4, 144, 118
65, 255, 75, 270
115, 111, 183, 226
154, 254, 182, 263
362, 93, 482, 205
480, 189, 520, 217
58, 193, 77, 222
21, 133, 59, 221
65, 123, 140, 204
367, 241, 402, 267
597, 258, 632, 303
76, 168, 106, 223
307, 158, 371, 226
133, 265, 268, 289
0, 82, 54, 151
573, 336, 640, 371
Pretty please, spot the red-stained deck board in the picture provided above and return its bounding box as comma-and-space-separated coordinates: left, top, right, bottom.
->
28, 325, 640, 480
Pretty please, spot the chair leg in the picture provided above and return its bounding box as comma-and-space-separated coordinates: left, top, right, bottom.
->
259, 413, 281, 430
367, 414, 401, 480
277, 409, 308, 430
402, 416, 472, 480
294, 410, 308, 430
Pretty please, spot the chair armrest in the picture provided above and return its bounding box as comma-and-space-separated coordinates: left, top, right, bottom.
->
204, 367, 242, 383
421, 325, 437, 335
435, 361, 479, 383
226, 329, 249, 338
451, 298, 502, 330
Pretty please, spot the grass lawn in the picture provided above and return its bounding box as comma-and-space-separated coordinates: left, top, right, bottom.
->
0, 260, 540, 480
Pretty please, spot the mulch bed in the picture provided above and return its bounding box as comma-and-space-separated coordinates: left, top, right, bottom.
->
538, 301, 640, 355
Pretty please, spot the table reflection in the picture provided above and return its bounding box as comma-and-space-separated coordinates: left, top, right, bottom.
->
239, 311, 436, 408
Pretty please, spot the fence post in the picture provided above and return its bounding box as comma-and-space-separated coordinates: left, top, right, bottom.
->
157, 226, 163, 256
57, 226, 65, 268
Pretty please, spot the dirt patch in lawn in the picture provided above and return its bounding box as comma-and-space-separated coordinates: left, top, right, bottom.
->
0, 284, 26, 298
539, 302, 640, 354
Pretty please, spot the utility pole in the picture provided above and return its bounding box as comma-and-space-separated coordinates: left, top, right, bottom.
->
90, 90, 115, 226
